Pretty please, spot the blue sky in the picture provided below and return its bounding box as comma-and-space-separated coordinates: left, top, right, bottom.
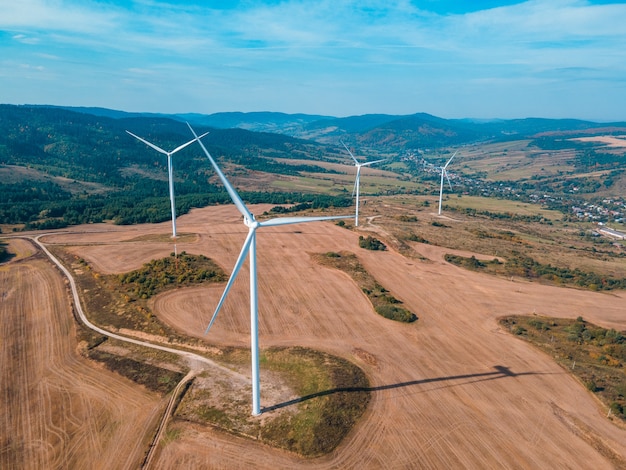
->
1, 0, 625, 120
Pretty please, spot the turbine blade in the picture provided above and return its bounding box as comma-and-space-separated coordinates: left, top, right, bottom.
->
170, 131, 209, 154
445, 170, 452, 190
259, 214, 354, 227
126, 131, 169, 156
205, 228, 255, 334
341, 141, 359, 165
188, 123, 254, 222
361, 158, 386, 167
444, 151, 458, 169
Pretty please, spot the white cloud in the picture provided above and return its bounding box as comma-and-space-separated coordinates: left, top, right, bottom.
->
0, 0, 625, 118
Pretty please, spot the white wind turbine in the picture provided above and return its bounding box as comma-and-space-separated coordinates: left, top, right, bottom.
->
341, 141, 385, 227
188, 123, 354, 416
126, 130, 208, 242
437, 151, 458, 216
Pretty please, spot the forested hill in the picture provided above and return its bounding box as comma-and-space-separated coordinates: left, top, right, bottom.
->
54, 104, 626, 151
0, 105, 350, 230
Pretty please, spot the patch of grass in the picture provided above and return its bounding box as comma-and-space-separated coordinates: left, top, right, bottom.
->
468, 228, 528, 244
404, 232, 430, 244
162, 427, 182, 445
260, 347, 370, 457
499, 315, 626, 422
86, 349, 185, 395
198, 405, 233, 428
444, 254, 501, 270
116, 251, 226, 300
175, 346, 370, 457
313, 251, 417, 323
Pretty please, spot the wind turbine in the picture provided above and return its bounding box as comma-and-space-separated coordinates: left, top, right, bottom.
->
188, 123, 354, 416
126, 130, 208, 242
341, 141, 385, 227
437, 151, 458, 216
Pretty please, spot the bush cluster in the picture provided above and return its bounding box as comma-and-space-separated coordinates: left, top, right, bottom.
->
358, 235, 386, 251
116, 252, 225, 299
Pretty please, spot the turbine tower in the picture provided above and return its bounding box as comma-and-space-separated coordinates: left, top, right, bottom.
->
437, 151, 458, 216
341, 141, 385, 227
188, 123, 354, 416
126, 130, 208, 239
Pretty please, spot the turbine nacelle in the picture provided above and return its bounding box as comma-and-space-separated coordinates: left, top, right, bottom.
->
243, 215, 257, 228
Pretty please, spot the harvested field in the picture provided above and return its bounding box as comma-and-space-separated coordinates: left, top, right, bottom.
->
0, 241, 164, 469
5, 202, 626, 469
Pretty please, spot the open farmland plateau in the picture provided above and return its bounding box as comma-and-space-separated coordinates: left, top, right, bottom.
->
2, 198, 626, 469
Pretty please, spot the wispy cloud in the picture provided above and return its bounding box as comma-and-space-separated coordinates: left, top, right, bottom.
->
0, 0, 625, 119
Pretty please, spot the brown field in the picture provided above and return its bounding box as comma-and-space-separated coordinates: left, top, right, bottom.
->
0, 239, 164, 469
571, 136, 626, 148
454, 141, 578, 179
3, 201, 626, 469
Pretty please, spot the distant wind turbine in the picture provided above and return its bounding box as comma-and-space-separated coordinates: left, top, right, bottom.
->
437, 151, 458, 215
126, 130, 208, 240
188, 123, 354, 416
341, 141, 385, 227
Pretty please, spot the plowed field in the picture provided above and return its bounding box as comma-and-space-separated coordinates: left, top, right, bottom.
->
5, 203, 626, 469
0, 240, 163, 470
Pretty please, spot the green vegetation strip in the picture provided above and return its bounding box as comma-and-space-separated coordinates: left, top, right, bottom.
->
445, 252, 626, 291
261, 347, 370, 456
313, 251, 417, 323
176, 346, 370, 457
500, 315, 626, 421
86, 349, 185, 395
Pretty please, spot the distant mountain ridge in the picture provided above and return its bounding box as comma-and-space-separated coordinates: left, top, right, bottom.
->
15, 104, 626, 151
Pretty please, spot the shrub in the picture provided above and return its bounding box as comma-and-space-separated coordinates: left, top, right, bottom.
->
375, 305, 417, 323
358, 236, 387, 251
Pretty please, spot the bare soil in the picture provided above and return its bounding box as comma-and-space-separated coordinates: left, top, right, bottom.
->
0, 240, 164, 470
5, 202, 626, 469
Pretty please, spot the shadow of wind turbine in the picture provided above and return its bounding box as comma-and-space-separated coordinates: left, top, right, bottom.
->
263, 365, 550, 413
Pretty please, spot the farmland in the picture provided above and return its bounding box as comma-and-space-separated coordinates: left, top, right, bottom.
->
1, 106, 626, 468
2, 198, 625, 468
